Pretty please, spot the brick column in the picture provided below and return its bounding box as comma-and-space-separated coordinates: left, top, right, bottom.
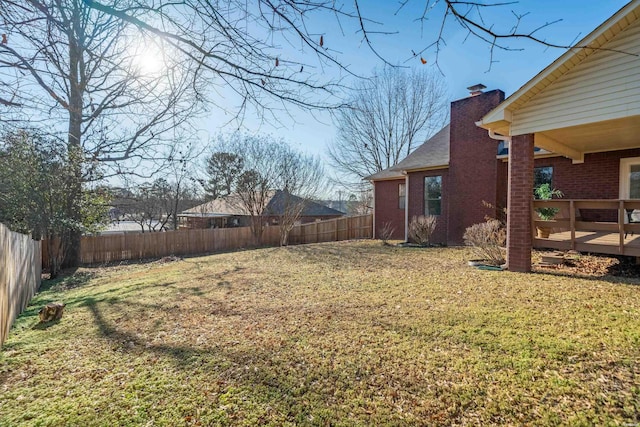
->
507, 134, 534, 272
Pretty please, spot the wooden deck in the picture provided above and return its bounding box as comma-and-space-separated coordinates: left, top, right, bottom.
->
534, 230, 640, 257
532, 199, 640, 257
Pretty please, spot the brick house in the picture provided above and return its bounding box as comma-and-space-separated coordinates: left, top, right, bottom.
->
178, 190, 343, 229
367, 87, 507, 245
370, 0, 640, 271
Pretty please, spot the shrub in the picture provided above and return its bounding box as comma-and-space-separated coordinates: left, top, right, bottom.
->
379, 221, 395, 245
463, 219, 506, 265
408, 215, 437, 246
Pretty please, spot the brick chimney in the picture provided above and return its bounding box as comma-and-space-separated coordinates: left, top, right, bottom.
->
446, 87, 505, 244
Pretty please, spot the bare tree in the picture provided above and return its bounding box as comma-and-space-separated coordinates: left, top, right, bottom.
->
208, 133, 324, 245
328, 67, 448, 187
80, 0, 598, 104
346, 189, 374, 216
276, 153, 325, 246
121, 180, 169, 233
0, 0, 201, 265
162, 141, 204, 230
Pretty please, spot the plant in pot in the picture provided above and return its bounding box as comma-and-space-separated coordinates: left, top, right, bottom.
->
534, 183, 563, 238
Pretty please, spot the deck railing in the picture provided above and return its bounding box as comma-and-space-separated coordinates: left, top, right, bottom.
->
532, 199, 640, 256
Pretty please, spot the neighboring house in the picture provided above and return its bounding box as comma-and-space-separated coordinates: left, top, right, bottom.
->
370, 0, 640, 272
99, 220, 166, 235
317, 200, 348, 215
178, 190, 344, 229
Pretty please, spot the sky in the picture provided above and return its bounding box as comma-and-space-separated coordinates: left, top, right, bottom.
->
197, 0, 632, 172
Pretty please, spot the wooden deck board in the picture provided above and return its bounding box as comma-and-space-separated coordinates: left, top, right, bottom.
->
534, 230, 640, 256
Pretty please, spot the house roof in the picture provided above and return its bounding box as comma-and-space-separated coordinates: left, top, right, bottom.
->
366, 125, 450, 181
179, 190, 343, 217
478, 0, 640, 135
364, 168, 405, 181
391, 125, 450, 172
180, 193, 255, 216
267, 191, 344, 216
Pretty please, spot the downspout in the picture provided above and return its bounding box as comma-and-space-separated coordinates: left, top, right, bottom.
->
487, 129, 511, 145
371, 183, 376, 239
404, 172, 409, 242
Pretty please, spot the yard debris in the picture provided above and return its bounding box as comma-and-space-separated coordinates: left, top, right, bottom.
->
38, 302, 65, 323
533, 250, 640, 277
159, 255, 181, 263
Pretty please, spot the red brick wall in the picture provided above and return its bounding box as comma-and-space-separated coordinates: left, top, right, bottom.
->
447, 89, 505, 244
407, 169, 449, 244
507, 134, 534, 272
533, 148, 640, 221
373, 179, 406, 240
534, 148, 640, 198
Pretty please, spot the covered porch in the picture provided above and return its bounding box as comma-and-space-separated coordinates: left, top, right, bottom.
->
533, 199, 640, 257
477, 0, 640, 271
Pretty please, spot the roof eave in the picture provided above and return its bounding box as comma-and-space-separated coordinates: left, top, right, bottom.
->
367, 174, 406, 182
391, 164, 449, 173
479, 0, 640, 132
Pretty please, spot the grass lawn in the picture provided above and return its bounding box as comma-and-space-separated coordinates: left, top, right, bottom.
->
2, 241, 640, 426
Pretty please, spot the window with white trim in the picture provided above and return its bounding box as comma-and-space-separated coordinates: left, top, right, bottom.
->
620, 157, 640, 199
424, 176, 442, 216
398, 183, 406, 209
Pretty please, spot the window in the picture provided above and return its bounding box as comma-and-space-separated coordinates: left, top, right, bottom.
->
631, 165, 640, 198
533, 166, 553, 196
398, 183, 406, 209
424, 176, 442, 216
620, 157, 640, 199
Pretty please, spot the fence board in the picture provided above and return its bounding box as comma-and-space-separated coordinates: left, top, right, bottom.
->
1, 223, 42, 346
42, 215, 372, 267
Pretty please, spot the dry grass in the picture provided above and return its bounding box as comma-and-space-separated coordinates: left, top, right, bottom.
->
2, 241, 640, 426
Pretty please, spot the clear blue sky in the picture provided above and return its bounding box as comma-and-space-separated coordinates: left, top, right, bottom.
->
199, 1, 631, 170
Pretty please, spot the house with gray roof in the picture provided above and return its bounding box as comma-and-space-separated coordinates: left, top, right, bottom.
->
178, 190, 343, 229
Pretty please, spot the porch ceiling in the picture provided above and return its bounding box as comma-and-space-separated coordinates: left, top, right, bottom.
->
535, 115, 640, 162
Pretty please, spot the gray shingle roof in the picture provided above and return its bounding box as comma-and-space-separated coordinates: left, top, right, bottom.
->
390, 125, 450, 171
366, 125, 450, 181
180, 190, 343, 217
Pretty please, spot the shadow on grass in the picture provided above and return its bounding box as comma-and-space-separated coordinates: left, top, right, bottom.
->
31, 319, 61, 330
79, 296, 349, 424
83, 297, 249, 366
39, 268, 88, 292
17, 280, 178, 327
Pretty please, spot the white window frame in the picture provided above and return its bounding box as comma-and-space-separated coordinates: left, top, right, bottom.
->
398, 183, 406, 210
619, 157, 640, 199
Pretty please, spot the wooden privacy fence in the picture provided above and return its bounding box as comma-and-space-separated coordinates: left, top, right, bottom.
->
43, 214, 372, 266
1, 223, 42, 346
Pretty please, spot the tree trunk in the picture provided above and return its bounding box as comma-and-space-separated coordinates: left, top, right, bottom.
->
63, 16, 84, 268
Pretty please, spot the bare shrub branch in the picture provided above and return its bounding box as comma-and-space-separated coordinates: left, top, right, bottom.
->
408, 215, 437, 246
463, 219, 506, 265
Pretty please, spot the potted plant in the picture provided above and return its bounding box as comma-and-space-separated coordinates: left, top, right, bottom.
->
534, 183, 563, 238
